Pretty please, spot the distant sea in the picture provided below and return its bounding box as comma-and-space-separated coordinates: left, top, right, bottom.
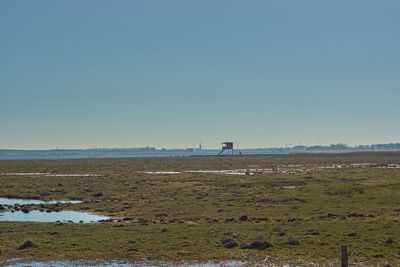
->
1, 143, 399, 160
0, 150, 221, 160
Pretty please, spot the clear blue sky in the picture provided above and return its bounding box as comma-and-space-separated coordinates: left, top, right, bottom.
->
1, 1, 399, 149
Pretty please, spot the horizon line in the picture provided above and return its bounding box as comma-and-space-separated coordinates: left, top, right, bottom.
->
1, 142, 400, 151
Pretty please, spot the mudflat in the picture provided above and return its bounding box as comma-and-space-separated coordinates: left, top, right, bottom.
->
0, 152, 400, 265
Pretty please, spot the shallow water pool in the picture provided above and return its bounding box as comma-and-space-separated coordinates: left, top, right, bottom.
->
0, 209, 110, 223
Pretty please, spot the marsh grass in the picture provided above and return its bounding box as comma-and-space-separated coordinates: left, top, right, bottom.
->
0, 152, 400, 265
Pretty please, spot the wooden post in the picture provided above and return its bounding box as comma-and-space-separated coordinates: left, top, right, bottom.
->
341, 245, 348, 267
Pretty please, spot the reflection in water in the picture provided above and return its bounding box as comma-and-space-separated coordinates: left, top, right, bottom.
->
0, 198, 107, 223
0, 198, 82, 206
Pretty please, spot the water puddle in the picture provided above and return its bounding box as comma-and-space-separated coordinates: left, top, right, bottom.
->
0, 173, 99, 177
186, 170, 253, 175
0, 210, 110, 223
0, 198, 82, 206
144, 163, 400, 177
0, 198, 108, 223
145, 171, 181, 175
388, 164, 400, 168
145, 169, 258, 176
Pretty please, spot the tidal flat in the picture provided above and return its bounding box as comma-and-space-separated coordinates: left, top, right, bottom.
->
0, 152, 400, 266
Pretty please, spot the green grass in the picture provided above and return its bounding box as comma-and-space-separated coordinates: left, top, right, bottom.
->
1, 152, 400, 265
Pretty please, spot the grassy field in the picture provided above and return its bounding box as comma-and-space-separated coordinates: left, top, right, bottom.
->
1, 152, 400, 266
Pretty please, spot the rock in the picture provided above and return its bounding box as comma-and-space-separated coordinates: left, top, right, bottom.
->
21, 208, 30, 214
48, 232, 59, 235
92, 192, 104, 197
99, 218, 113, 223
239, 215, 248, 221
347, 232, 357, 237
18, 240, 37, 250
348, 213, 364, 218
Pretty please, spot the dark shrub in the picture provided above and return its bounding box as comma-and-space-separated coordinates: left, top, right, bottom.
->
18, 240, 37, 250
241, 235, 272, 250
221, 238, 238, 248
386, 237, 394, 245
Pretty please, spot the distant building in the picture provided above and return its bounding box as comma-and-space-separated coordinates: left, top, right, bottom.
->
219, 142, 234, 156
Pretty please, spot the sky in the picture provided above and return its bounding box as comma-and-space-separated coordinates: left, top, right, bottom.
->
1, 1, 399, 149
